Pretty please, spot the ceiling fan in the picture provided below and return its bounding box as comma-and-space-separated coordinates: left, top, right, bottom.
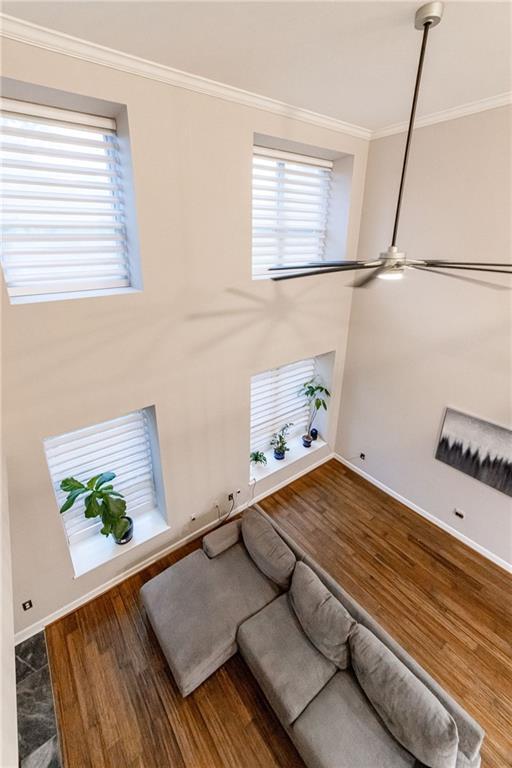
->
270, 1, 512, 286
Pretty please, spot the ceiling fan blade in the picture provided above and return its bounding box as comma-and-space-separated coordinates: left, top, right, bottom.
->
351, 263, 388, 287
270, 264, 376, 281
411, 266, 510, 291
423, 260, 512, 268
268, 260, 378, 272
419, 264, 512, 275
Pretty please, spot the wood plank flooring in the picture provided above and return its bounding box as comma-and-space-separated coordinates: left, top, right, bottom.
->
46, 459, 512, 768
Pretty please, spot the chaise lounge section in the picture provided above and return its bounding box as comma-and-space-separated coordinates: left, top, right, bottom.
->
140, 521, 282, 696
140, 506, 484, 768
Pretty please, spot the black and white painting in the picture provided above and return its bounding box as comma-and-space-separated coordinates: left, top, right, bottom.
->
436, 408, 512, 497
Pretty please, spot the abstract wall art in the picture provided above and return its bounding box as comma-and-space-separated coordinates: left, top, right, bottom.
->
436, 408, 512, 497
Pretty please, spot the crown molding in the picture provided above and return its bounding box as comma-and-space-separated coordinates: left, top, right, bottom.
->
0, 14, 372, 140
372, 91, 512, 139
1, 14, 510, 143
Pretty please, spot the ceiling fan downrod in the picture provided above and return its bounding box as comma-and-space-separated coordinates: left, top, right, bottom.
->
375, 1, 444, 283
390, 1, 444, 250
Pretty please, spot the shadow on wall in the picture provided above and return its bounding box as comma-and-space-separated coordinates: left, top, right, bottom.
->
185, 281, 353, 353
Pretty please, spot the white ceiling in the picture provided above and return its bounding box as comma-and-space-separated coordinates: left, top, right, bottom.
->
2, 2, 511, 131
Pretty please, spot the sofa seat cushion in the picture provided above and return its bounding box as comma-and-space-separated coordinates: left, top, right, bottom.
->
140, 542, 280, 696
289, 561, 355, 669
241, 509, 296, 588
350, 624, 459, 768
291, 671, 416, 768
237, 594, 336, 725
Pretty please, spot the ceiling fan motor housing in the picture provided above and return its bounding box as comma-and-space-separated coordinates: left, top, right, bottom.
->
382, 246, 406, 267
415, 1, 444, 30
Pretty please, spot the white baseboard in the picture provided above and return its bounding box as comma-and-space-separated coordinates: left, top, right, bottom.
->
334, 454, 512, 575
23, 447, 508, 644
14, 451, 335, 645
14, 514, 227, 645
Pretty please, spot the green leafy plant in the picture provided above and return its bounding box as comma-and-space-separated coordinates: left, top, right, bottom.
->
299, 378, 331, 437
250, 450, 267, 466
59, 472, 129, 540
270, 423, 293, 454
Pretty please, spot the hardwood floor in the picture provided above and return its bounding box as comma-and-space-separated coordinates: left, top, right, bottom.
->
46, 459, 512, 768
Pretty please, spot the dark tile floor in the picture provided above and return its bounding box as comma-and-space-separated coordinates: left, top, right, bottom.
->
15, 632, 61, 768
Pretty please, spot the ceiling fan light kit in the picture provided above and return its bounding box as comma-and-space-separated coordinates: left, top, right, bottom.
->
271, 1, 511, 286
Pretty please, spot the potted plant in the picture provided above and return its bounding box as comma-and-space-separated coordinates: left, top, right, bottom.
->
299, 378, 331, 447
249, 450, 267, 502
250, 451, 267, 467
270, 423, 293, 460
59, 471, 133, 545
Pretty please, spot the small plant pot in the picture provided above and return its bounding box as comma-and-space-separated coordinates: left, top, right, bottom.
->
114, 516, 133, 545
310, 428, 318, 441
302, 434, 313, 448
273, 449, 286, 460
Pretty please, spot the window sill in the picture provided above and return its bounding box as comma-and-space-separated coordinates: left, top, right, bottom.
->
250, 435, 327, 481
10, 286, 142, 306
69, 508, 169, 578
252, 263, 351, 281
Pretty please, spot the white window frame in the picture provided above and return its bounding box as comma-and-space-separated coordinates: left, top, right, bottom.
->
252, 146, 334, 279
250, 357, 317, 453
1, 97, 138, 303
44, 407, 168, 576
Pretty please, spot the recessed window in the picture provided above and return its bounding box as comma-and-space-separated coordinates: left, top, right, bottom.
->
251, 357, 316, 452
252, 146, 333, 279
250, 353, 334, 480
44, 407, 168, 576
0, 98, 136, 303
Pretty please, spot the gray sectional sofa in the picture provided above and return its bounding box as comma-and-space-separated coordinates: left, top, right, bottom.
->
140, 506, 484, 768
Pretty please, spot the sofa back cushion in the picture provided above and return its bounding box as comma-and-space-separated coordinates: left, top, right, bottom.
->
289, 562, 355, 669
241, 510, 296, 588
302, 554, 483, 765
350, 624, 459, 768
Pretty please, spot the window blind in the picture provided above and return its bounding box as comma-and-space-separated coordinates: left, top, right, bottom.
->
0, 98, 131, 299
250, 358, 316, 452
44, 410, 158, 544
252, 147, 333, 278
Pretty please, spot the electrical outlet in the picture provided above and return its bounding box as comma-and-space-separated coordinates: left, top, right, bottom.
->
454, 508, 465, 520
359, 452, 366, 461
22, 600, 33, 611
228, 492, 234, 501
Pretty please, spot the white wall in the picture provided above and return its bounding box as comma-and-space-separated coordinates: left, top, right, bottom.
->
1, 38, 368, 635
337, 106, 512, 566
